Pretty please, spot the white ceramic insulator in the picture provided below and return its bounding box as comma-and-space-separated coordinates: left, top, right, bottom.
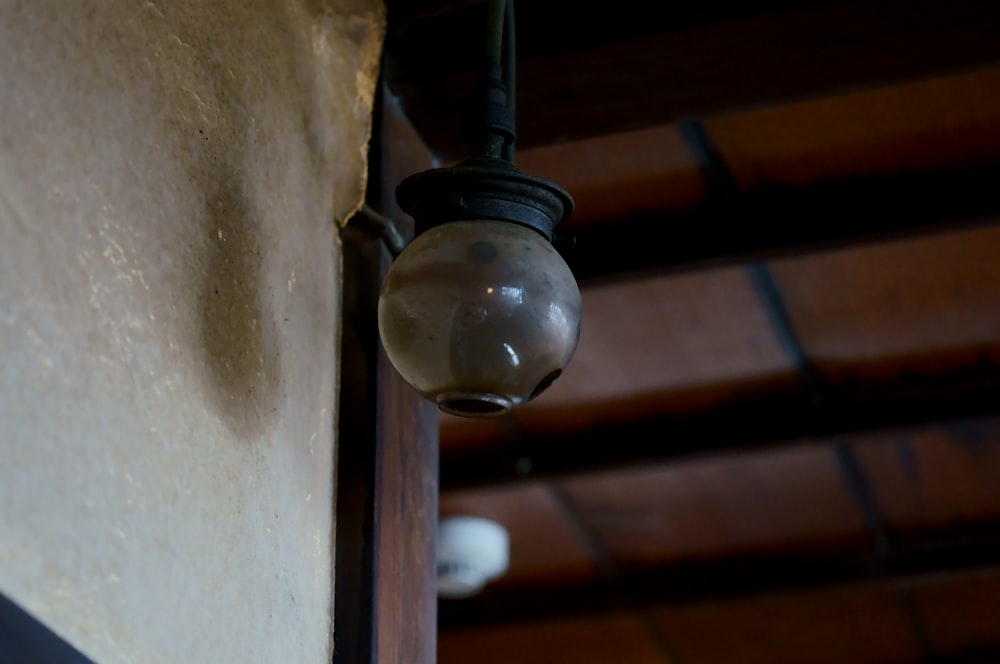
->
437, 516, 510, 599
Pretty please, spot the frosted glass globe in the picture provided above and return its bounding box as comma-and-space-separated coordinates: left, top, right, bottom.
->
378, 220, 581, 417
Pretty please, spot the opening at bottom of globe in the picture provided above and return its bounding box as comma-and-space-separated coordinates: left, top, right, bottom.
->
437, 391, 513, 418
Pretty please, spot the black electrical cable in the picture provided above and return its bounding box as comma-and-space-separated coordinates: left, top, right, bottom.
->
485, 0, 505, 73
501, 0, 516, 163
485, 0, 516, 163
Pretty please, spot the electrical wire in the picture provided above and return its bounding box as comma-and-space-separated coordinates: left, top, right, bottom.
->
485, 0, 516, 163
485, 0, 505, 77
501, 0, 516, 163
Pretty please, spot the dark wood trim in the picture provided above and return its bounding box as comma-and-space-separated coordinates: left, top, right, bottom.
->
334, 86, 439, 663
371, 337, 438, 663
333, 232, 380, 663
369, 90, 439, 664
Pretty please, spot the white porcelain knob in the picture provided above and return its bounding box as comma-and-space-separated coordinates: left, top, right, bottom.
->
437, 516, 510, 599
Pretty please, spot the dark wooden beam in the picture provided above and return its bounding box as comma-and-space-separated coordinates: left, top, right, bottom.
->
561, 160, 1000, 285
386, 0, 1000, 156
387, 0, 823, 67
371, 310, 439, 664
334, 87, 439, 664
948, 652, 1000, 664
438, 524, 1000, 628
369, 88, 440, 664
441, 367, 1000, 489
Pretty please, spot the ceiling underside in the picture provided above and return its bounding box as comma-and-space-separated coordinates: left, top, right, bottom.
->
383, 1, 1000, 662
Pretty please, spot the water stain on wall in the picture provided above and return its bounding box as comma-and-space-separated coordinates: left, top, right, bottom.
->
198, 175, 280, 441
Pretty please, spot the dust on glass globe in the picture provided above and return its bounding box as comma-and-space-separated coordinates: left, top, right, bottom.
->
377, 220, 581, 417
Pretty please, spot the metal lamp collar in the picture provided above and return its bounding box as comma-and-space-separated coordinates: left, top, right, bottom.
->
395, 155, 574, 242
394, 0, 573, 244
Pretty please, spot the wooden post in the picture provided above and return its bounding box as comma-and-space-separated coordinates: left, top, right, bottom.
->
334, 84, 439, 664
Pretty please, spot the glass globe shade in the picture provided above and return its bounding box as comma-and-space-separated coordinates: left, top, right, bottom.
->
377, 219, 581, 417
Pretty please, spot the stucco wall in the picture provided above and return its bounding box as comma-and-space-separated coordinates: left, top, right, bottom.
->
0, 1, 383, 662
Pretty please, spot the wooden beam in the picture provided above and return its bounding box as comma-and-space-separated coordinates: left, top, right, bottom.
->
560, 160, 1000, 285
386, 0, 1000, 155
438, 525, 1000, 628
369, 87, 440, 664
440, 367, 1000, 489
334, 87, 439, 664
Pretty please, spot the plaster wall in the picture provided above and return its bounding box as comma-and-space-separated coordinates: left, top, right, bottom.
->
0, 1, 383, 661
